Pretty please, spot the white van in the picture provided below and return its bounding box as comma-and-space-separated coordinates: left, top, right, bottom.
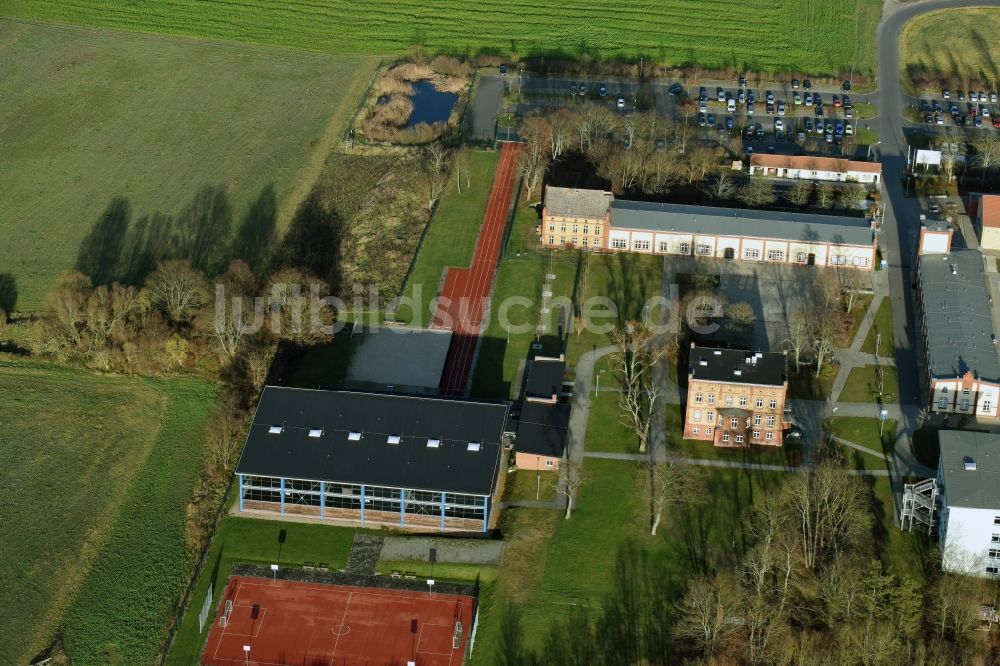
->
727, 97, 736, 113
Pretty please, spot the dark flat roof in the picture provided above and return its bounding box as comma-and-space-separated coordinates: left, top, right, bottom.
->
688, 346, 786, 386
235, 387, 509, 496
514, 402, 570, 458
939, 430, 1000, 509
524, 357, 566, 400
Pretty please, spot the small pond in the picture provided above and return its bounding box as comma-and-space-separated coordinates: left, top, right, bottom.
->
405, 80, 458, 127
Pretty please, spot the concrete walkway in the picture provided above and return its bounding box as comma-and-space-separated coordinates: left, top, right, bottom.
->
583, 449, 890, 476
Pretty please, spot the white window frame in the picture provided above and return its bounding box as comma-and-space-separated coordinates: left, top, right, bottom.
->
634, 239, 650, 251
766, 431, 774, 440
611, 238, 627, 249
756, 398, 764, 408
767, 249, 785, 261
744, 248, 761, 260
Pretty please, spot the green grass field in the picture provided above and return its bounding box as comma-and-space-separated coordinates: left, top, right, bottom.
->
0, 360, 215, 665
398, 150, 499, 326
0, 18, 377, 310
4, 0, 880, 75
838, 363, 899, 403
900, 8, 1000, 89
861, 298, 894, 355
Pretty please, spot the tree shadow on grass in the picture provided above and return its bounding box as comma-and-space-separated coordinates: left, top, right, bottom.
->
0, 273, 17, 313
274, 190, 344, 294
232, 184, 277, 277
75, 197, 131, 285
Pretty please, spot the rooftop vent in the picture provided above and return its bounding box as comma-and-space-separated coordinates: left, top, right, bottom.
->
387, 434, 401, 445
699, 359, 708, 366
427, 438, 441, 448
348, 431, 362, 441
713, 349, 723, 355
467, 442, 482, 452
308, 428, 323, 438
734, 369, 742, 376
268, 425, 283, 434
964, 456, 977, 471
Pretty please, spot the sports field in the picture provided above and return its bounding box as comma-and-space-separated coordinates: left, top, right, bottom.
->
900, 8, 1000, 88
0, 18, 377, 310
0, 361, 214, 665
4, 0, 881, 75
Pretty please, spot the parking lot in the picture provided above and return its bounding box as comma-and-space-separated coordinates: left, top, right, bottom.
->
914, 88, 1000, 130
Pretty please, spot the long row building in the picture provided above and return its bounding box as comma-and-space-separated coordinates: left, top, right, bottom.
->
540, 186, 878, 270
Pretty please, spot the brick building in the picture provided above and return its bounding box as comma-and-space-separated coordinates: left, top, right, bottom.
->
539, 189, 877, 270
512, 355, 570, 471
748, 153, 882, 185
976, 194, 1000, 251
683, 346, 789, 447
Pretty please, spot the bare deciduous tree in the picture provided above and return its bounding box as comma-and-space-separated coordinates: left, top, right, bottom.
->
205, 391, 246, 474
786, 180, 813, 208
674, 575, 736, 658
518, 116, 553, 200
706, 172, 736, 200
816, 182, 836, 209
738, 177, 777, 207
146, 259, 208, 326
643, 459, 705, 535
975, 132, 1000, 185
559, 459, 589, 519
812, 310, 839, 379
548, 108, 576, 160
612, 321, 665, 454
784, 308, 811, 371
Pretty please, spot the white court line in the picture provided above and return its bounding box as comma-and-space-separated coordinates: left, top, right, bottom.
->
330, 591, 353, 659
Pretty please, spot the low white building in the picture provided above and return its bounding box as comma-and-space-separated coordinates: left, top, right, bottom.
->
608, 200, 877, 270
937, 431, 1000, 578
916, 249, 1000, 418
748, 154, 882, 185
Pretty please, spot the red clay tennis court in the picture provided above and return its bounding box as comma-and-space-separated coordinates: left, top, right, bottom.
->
201, 576, 476, 666
435, 142, 522, 395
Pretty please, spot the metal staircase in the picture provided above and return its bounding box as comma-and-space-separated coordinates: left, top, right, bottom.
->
900, 477, 938, 534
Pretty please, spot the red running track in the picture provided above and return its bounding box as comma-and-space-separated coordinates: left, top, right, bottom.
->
201, 575, 475, 666
435, 143, 522, 395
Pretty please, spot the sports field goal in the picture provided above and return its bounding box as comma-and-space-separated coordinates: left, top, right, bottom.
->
452, 621, 463, 649
219, 599, 234, 628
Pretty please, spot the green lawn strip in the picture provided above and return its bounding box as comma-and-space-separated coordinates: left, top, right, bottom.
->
585, 391, 637, 454
0, 19, 376, 310
855, 127, 879, 145
860, 298, 893, 355
827, 416, 896, 456
837, 364, 899, 403
5, 0, 882, 75
0, 361, 169, 664
843, 294, 873, 346
375, 560, 499, 584
166, 517, 364, 664
470, 204, 577, 399
60, 375, 217, 665
565, 252, 664, 365
399, 150, 499, 326
503, 469, 559, 502
787, 366, 837, 400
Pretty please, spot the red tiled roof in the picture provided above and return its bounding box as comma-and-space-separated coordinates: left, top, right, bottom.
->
980, 194, 1000, 228
749, 153, 882, 174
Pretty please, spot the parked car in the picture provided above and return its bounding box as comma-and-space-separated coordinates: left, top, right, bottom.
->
983, 105, 991, 118
797, 131, 806, 141
993, 117, 1000, 129
699, 87, 708, 101
842, 81, 852, 93
777, 101, 786, 115
579, 83, 587, 95
755, 125, 765, 140
717, 87, 726, 102
976, 115, 984, 128
792, 78, 800, 89
920, 99, 931, 112
747, 101, 755, 115
958, 90, 966, 101
845, 108, 854, 119
803, 79, 812, 90
980, 91, 988, 102
738, 89, 746, 104
618, 97, 627, 109
942, 89, 951, 100
971, 105, 978, 117
793, 92, 802, 105
932, 100, 942, 112
766, 90, 775, 104
775, 118, 784, 131
727, 97, 736, 112
935, 114, 944, 125
955, 115, 966, 126
775, 130, 785, 142
707, 113, 716, 126
784, 425, 804, 440
835, 121, 844, 135
804, 118, 813, 131
739, 75, 746, 87
748, 90, 756, 104
925, 113, 933, 124
697, 113, 707, 127
826, 132, 834, 143
813, 93, 822, 106
843, 95, 852, 108
599, 83, 607, 97
833, 95, 842, 108
950, 104, 960, 116
992, 92, 998, 104
726, 116, 735, 130
668, 83, 684, 95
766, 102, 774, 114
845, 122, 854, 135
804, 92, 813, 106
969, 91, 979, 101
815, 105, 824, 117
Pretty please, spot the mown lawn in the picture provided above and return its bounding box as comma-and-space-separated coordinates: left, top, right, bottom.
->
838, 364, 899, 403
900, 8, 1000, 89
861, 297, 893, 355
166, 517, 364, 665
398, 150, 499, 326
503, 469, 559, 502
0, 19, 377, 310
5, 0, 881, 75
0, 360, 216, 665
